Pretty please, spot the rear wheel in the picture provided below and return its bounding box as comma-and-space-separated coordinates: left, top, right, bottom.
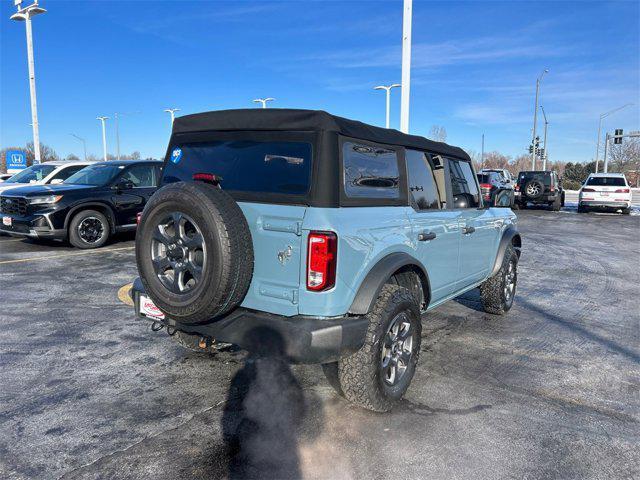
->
69, 209, 110, 249
578, 204, 588, 213
621, 207, 631, 215
330, 284, 421, 412
551, 196, 561, 211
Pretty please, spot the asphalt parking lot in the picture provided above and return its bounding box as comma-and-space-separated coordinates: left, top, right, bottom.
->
1, 207, 639, 480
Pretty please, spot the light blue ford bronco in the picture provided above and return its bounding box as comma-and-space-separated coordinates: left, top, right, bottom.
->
132, 109, 521, 411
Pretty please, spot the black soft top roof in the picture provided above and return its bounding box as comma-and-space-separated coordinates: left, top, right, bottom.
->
173, 109, 470, 161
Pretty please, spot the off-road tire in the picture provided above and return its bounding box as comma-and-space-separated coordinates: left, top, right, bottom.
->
335, 284, 421, 412
524, 180, 544, 200
390, 271, 426, 312
68, 209, 110, 249
621, 207, 631, 215
136, 181, 254, 325
480, 244, 518, 315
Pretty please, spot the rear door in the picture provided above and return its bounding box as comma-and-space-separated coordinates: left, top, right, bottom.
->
112, 164, 159, 225
447, 158, 499, 287
405, 150, 460, 303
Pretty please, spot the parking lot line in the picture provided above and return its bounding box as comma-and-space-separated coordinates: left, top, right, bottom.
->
118, 283, 134, 306
0, 246, 134, 265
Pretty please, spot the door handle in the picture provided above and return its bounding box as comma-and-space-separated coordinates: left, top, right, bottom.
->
418, 231, 437, 242
461, 226, 475, 235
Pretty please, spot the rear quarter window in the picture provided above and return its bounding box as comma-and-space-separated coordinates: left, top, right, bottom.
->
343, 142, 400, 199
163, 141, 312, 195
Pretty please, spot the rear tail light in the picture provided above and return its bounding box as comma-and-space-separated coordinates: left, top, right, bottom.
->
479, 183, 492, 190
582, 187, 596, 192
615, 188, 630, 193
136, 212, 142, 225
515, 184, 520, 191
549, 185, 555, 192
192, 173, 221, 185
307, 231, 337, 291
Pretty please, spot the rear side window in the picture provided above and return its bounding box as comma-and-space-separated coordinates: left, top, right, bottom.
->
121, 164, 157, 187
164, 141, 312, 195
50, 165, 86, 182
406, 150, 441, 210
343, 142, 399, 199
477, 173, 490, 184
586, 176, 626, 187
448, 159, 480, 208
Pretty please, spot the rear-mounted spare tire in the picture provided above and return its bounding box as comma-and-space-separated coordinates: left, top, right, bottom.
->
136, 181, 254, 325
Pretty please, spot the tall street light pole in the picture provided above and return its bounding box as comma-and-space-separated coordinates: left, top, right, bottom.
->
113, 111, 139, 161
530, 68, 549, 170
540, 105, 549, 171
97, 116, 109, 161
594, 103, 633, 173
374, 84, 401, 128
69, 133, 87, 161
481, 134, 485, 169
400, 0, 412, 134
164, 108, 180, 128
253, 98, 275, 108
10, 0, 46, 164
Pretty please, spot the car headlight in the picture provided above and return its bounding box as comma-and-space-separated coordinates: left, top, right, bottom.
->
28, 195, 63, 205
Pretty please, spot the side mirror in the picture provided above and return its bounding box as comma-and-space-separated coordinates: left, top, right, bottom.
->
113, 179, 134, 191
50, 178, 64, 185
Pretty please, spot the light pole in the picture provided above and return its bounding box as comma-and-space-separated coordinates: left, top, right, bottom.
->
97, 116, 109, 161
594, 103, 633, 173
540, 105, 549, 170
400, 0, 412, 133
374, 84, 401, 128
481, 133, 485, 169
69, 133, 87, 161
164, 108, 180, 128
10, 0, 46, 164
530, 68, 549, 170
113, 111, 139, 160
253, 98, 275, 109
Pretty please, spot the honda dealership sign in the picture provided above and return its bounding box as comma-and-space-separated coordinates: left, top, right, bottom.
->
6, 150, 27, 174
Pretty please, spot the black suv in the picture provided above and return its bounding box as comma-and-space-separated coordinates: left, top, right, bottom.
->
514, 170, 564, 210
477, 171, 515, 207
0, 160, 161, 248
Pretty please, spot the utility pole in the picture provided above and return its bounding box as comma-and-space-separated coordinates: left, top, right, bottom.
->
400, 0, 412, 133
603, 133, 610, 173
481, 134, 485, 169
113, 111, 139, 160
530, 69, 548, 170
594, 103, 633, 173
10, 0, 46, 164
164, 108, 180, 128
97, 116, 109, 161
69, 133, 87, 161
540, 105, 549, 170
253, 98, 275, 108
374, 84, 401, 128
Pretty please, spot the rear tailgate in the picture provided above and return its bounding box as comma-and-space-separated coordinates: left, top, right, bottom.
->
237, 202, 306, 316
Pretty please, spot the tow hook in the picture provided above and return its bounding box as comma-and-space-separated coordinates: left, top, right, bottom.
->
151, 321, 164, 332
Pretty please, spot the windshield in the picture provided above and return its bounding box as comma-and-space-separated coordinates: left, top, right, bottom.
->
64, 164, 125, 186
586, 176, 626, 187
477, 174, 490, 184
5, 164, 56, 183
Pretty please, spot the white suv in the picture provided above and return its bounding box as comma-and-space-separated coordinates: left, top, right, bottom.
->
0, 161, 94, 194
578, 173, 632, 214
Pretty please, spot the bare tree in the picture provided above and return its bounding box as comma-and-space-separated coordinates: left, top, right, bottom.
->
428, 125, 447, 143
608, 136, 640, 174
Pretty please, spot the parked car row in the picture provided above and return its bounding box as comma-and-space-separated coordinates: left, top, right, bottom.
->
578, 173, 633, 214
0, 160, 161, 248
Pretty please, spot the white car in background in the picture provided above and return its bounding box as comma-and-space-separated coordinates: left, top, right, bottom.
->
0, 161, 94, 194
578, 173, 632, 214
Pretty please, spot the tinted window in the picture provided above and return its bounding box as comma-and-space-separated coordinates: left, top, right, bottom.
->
65, 164, 125, 186
477, 173, 490, 184
50, 165, 86, 182
406, 150, 440, 210
343, 142, 399, 199
448, 159, 480, 208
519, 172, 551, 185
586, 176, 626, 187
121, 164, 156, 187
164, 141, 311, 195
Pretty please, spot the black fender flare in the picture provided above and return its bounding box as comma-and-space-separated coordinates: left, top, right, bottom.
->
64, 202, 117, 234
490, 225, 521, 277
348, 252, 431, 315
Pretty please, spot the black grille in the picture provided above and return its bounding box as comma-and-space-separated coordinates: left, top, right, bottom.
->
0, 197, 28, 216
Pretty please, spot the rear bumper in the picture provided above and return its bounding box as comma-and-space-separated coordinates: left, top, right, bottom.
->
579, 200, 631, 208
131, 278, 368, 364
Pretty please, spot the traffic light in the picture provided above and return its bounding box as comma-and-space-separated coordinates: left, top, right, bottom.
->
614, 129, 623, 145
528, 144, 534, 154
539, 148, 545, 159
535, 136, 540, 149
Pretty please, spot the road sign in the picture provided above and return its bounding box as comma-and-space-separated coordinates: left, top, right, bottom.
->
6, 150, 27, 173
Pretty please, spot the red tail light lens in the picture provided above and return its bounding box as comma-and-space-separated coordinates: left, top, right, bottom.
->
307, 231, 337, 291
136, 212, 142, 225
615, 188, 630, 193
515, 184, 520, 191
582, 187, 596, 192
193, 173, 221, 185
479, 183, 492, 190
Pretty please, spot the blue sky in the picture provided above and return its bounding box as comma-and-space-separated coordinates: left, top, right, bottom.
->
1, 0, 638, 162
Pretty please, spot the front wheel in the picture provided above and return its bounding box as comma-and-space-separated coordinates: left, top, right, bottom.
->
479, 244, 518, 315
69, 209, 110, 249
331, 284, 421, 412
